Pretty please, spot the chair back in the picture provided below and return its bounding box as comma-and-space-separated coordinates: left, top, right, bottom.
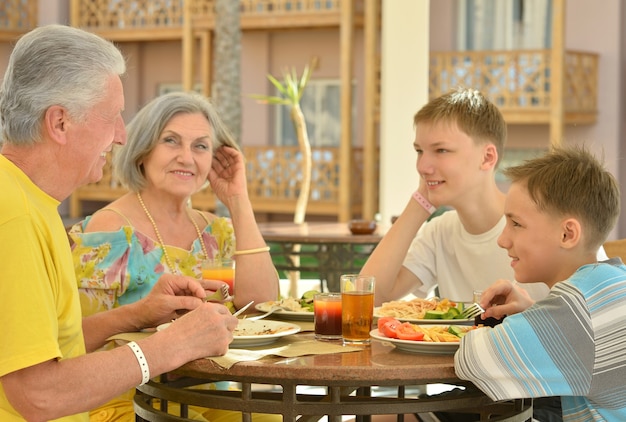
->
602, 239, 626, 262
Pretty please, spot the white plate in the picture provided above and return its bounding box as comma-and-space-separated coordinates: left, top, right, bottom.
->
157, 320, 301, 348
232, 320, 300, 347
373, 308, 473, 325
370, 328, 461, 355
255, 301, 314, 321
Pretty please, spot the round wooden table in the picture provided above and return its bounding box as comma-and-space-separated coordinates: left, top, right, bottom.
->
134, 334, 532, 422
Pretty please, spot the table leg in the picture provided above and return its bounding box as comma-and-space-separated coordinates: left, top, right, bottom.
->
396, 386, 405, 422
355, 387, 372, 422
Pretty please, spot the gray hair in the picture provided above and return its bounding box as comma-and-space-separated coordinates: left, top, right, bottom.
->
114, 91, 240, 192
0, 25, 126, 146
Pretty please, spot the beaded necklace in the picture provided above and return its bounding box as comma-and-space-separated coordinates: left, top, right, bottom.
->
137, 192, 209, 274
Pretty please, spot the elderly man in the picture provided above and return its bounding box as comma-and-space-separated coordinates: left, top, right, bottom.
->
0, 24, 237, 421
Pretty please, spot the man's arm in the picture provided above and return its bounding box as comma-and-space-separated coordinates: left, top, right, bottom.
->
2, 276, 236, 421
3, 299, 236, 421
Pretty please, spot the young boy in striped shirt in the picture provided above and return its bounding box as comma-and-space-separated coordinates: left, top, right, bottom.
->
455, 146, 625, 421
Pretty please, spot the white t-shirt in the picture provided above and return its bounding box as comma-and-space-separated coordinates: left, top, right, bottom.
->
402, 210, 549, 302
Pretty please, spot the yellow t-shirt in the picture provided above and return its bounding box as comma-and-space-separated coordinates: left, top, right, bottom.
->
0, 155, 87, 421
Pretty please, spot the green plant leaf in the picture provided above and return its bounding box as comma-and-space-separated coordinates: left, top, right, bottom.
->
267, 74, 288, 96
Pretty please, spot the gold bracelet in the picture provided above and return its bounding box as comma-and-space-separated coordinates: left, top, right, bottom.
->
233, 246, 271, 256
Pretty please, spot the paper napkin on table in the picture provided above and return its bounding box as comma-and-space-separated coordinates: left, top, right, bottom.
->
208, 336, 360, 369
107, 321, 344, 371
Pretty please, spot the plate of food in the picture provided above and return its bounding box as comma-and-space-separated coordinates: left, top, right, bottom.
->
157, 320, 301, 348
231, 320, 301, 347
255, 291, 317, 321
374, 297, 474, 325
370, 323, 475, 355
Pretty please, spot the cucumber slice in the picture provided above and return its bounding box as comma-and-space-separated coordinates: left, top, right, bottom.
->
423, 310, 446, 319
443, 307, 461, 319
448, 325, 466, 338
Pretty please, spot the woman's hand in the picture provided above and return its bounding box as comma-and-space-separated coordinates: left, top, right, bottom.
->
479, 279, 535, 320
208, 146, 248, 202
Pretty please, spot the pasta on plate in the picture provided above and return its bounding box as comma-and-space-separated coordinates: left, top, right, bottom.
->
375, 297, 459, 320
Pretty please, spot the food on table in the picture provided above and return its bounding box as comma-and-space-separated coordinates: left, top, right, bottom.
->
376, 297, 466, 320
376, 317, 476, 342
234, 321, 297, 336
266, 290, 320, 312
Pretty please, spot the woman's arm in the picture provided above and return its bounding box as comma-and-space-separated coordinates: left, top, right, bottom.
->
209, 146, 280, 308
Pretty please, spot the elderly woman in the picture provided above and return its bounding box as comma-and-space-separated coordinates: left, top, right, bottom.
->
70, 91, 279, 421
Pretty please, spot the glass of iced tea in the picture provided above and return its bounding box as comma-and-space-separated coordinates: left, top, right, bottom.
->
340, 274, 375, 345
314, 292, 342, 340
202, 258, 235, 295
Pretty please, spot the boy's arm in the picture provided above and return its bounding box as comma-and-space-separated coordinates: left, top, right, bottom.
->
456, 286, 597, 402
362, 196, 433, 305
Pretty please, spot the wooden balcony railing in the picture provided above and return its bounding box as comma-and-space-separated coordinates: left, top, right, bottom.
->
430, 49, 598, 124
0, 0, 37, 41
66, 1, 599, 125
69, 146, 374, 219
68, 0, 363, 40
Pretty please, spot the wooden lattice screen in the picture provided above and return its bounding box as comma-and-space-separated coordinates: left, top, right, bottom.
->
0, 0, 37, 39
70, 146, 372, 218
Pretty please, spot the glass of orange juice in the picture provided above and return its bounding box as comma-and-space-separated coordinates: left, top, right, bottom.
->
341, 274, 375, 345
202, 258, 235, 295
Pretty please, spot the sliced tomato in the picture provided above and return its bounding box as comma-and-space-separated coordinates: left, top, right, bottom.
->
377, 316, 399, 331
394, 322, 425, 341
378, 318, 401, 339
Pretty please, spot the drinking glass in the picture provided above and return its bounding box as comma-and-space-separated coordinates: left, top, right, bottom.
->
314, 292, 342, 340
340, 274, 375, 345
202, 258, 235, 295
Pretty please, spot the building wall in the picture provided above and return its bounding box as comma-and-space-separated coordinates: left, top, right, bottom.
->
429, 0, 625, 238
1, 0, 624, 235
110, 28, 366, 149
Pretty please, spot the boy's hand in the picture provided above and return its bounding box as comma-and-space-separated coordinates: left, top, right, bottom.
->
479, 279, 535, 320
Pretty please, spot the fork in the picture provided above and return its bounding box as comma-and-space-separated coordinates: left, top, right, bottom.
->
232, 300, 255, 317
461, 302, 485, 319
204, 284, 232, 303
245, 305, 282, 321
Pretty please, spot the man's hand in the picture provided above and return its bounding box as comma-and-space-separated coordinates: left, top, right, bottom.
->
479, 279, 535, 320
133, 274, 226, 328
161, 302, 238, 359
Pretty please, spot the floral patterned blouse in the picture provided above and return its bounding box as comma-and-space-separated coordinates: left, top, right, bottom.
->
70, 213, 235, 317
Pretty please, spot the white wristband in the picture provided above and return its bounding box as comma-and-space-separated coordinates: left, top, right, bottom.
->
127, 341, 150, 386
412, 190, 437, 215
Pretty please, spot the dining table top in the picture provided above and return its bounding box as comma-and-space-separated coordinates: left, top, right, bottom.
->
172, 332, 460, 387
257, 221, 388, 244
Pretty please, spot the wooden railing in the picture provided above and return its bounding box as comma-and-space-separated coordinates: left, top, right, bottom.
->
66, 1, 596, 125
430, 49, 598, 124
0, 0, 37, 41
69, 0, 362, 40
70, 146, 374, 219
360, 49, 599, 129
